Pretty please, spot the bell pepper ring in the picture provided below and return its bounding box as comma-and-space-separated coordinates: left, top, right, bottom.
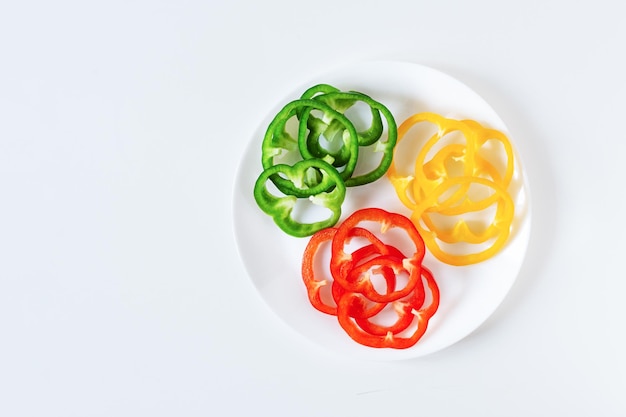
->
302, 225, 398, 314
301, 227, 339, 315
336, 266, 439, 349
297, 105, 355, 169
462, 118, 515, 189
330, 208, 426, 284
295, 84, 355, 168
352, 268, 428, 337
297, 90, 398, 187
419, 143, 505, 215
387, 112, 516, 265
313, 91, 397, 187
255, 84, 400, 237
253, 159, 346, 237
330, 243, 409, 320
301, 90, 385, 147
301, 226, 406, 318
301, 208, 438, 349
302, 228, 403, 318
388, 112, 479, 210
411, 122, 514, 214
328, 224, 399, 293
343, 253, 421, 304
261, 98, 360, 195
299, 84, 385, 146
411, 176, 515, 266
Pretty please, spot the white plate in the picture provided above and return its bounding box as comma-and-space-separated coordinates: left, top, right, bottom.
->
232, 61, 531, 360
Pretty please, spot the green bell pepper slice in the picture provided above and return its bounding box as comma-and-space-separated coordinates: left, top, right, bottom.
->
253, 158, 346, 237
300, 85, 384, 147
261, 98, 359, 197
301, 91, 397, 188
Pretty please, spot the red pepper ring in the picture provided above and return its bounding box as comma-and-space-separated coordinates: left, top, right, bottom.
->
331, 244, 406, 320
301, 227, 338, 315
329, 226, 397, 292
331, 268, 396, 320
354, 300, 418, 337
301, 208, 439, 349
302, 227, 404, 316
354, 269, 428, 336
336, 266, 440, 349
348, 240, 407, 269
330, 208, 426, 287
344, 253, 422, 303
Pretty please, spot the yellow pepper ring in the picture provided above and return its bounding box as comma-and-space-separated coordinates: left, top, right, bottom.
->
462, 119, 515, 189
414, 144, 501, 215
419, 180, 511, 244
411, 176, 515, 266
388, 112, 478, 210
387, 112, 517, 266
413, 121, 514, 212
409, 113, 478, 201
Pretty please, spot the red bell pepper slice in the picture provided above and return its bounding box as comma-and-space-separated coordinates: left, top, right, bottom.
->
301, 227, 338, 315
330, 207, 426, 290
302, 227, 403, 317
344, 253, 421, 303
301, 207, 439, 349
331, 243, 406, 320
336, 267, 440, 349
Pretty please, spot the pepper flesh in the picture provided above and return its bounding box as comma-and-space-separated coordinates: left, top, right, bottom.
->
255, 84, 398, 237
301, 207, 439, 349
302, 227, 406, 318
337, 267, 439, 349
297, 89, 398, 187
387, 112, 516, 266
411, 176, 515, 265
330, 207, 425, 285
253, 159, 346, 237
261, 98, 359, 194
300, 85, 384, 148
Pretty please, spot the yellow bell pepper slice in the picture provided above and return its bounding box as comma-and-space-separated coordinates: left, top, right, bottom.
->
388, 112, 516, 266
411, 176, 515, 266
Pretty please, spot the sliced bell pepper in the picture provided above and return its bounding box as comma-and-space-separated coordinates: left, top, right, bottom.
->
388, 112, 478, 210
330, 208, 425, 285
387, 112, 516, 265
301, 227, 339, 315
253, 159, 346, 237
301, 207, 439, 349
353, 281, 426, 337
330, 243, 407, 319
411, 176, 515, 266
336, 266, 439, 349
261, 98, 359, 195
299, 90, 398, 187
343, 253, 421, 304
302, 226, 404, 318
462, 119, 515, 189
255, 84, 399, 237
300, 84, 384, 146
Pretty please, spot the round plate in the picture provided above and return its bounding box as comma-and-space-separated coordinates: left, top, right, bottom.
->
232, 61, 531, 360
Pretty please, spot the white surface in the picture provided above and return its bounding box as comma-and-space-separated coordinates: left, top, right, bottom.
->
1, 1, 625, 416
233, 61, 531, 360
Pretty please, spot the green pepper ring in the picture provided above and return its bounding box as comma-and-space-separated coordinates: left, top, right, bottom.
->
300, 86, 384, 149
253, 158, 347, 238
261, 98, 359, 197
297, 91, 397, 187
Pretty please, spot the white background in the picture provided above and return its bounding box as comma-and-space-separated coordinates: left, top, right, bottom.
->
1, 1, 624, 416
